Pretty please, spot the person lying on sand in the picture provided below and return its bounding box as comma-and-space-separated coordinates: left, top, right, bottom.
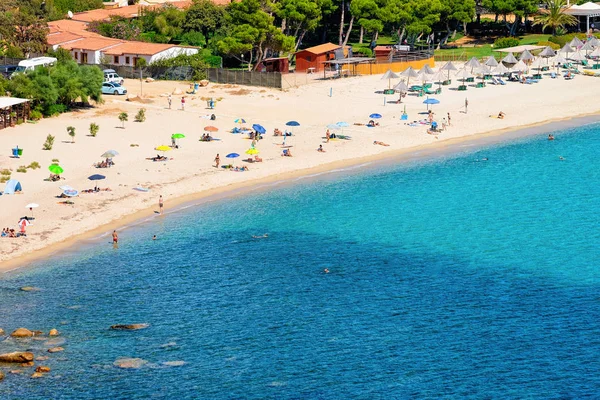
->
367, 120, 380, 127
273, 128, 283, 136
498, 111, 505, 119
231, 166, 249, 171
245, 156, 263, 163
282, 149, 293, 157
318, 145, 326, 152
149, 154, 168, 162
373, 141, 389, 146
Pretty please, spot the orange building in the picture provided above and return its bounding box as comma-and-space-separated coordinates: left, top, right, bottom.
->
295, 43, 342, 73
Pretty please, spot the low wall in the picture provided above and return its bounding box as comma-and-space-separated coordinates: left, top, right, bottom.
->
354, 57, 435, 75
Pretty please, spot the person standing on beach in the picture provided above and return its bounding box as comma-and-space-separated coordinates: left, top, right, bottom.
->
214, 153, 220, 168
326, 129, 330, 143
112, 230, 118, 248
447, 112, 451, 126
181, 96, 185, 111
159, 195, 164, 215
464, 98, 469, 114
168, 94, 172, 109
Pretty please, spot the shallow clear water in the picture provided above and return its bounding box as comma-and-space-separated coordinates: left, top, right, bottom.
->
2, 124, 600, 398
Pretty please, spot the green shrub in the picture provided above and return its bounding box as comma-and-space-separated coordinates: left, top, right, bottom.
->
0, 169, 11, 176
43, 134, 55, 150
16, 166, 27, 173
134, 108, 146, 122
30, 110, 43, 121
67, 126, 76, 143
353, 47, 373, 57
52, 159, 60, 163
27, 161, 40, 169
89, 122, 99, 137
493, 37, 520, 49
44, 104, 68, 117
119, 112, 128, 128
537, 41, 560, 50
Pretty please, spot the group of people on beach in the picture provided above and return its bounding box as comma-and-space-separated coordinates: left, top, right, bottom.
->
1, 227, 21, 238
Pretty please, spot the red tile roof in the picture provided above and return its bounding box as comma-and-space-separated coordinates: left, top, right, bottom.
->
103, 41, 175, 56
47, 32, 84, 46
61, 37, 123, 51
297, 42, 341, 55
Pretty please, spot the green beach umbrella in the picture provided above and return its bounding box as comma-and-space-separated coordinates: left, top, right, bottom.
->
171, 133, 186, 139
48, 164, 63, 175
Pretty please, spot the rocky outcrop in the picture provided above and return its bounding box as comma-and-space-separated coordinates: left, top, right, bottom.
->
36, 356, 49, 361
21, 361, 34, 367
30, 372, 44, 378
10, 328, 34, 337
47, 347, 64, 353
110, 323, 149, 331
0, 352, 34, 363
0, 371, 4, 381
48, 329, 59, 336
0, 329, 4, 335
113, 358, 147, 369
35, 366, 50, 373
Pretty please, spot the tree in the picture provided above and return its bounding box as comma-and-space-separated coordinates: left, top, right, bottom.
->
482, 0, 537, 35
350, 0, 384, 44
278, 0, 327, 50
217, 0, 295, 69
439, 0, 476, 38
89, 122, 99, 137
183, 0, 226, 46
533, 0, 577, 35
0, 11, 49, 56
67, 126, 76, 143
119, 112, 128, 128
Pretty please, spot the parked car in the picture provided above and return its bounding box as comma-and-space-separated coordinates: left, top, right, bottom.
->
101, 82, 127, 95
0, 65, 18, 79
103, 69, 124, 85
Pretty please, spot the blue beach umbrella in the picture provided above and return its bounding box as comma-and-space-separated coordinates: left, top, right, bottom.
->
286, 121, 300, 127
336, 121, 349, 128
369, 113, 382, 119
226, 153, 240, 158
63, 189, 79, 197
423, 97, 440, 111
326, 124, 339, 130
88, 174, 106, 181
252, 124, 266, 134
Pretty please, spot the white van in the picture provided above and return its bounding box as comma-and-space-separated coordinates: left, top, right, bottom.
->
103, 69, 124, 85
12, 57, 57, 76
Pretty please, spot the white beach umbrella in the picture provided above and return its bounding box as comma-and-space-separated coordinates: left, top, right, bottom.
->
502, 52, 518, 66
418, 64, 435, 75
552, 54, 567, 71
570, 50, 586, 63
455, 68, 472, 84
560, 43, 574, 59
25, 203, 39, 218
530, 57, 544, 72
581, 41, 595, 52
381, 69, 400, 89
590, 47, 600, 58
416, 71, 433, 86
520, 49, 535, 61
512, 60, 528, 73
587, 37, 600, 47
539, 46, 556, 58
465, 56, 481, 73
393, 81, 409, 102
493, 63, 509, 75
484, 56, 499, 67
439, 61, 458, 80
570, 36, 584, 48
400, 66, 419, 85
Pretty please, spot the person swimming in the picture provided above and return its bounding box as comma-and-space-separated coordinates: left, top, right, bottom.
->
252, 234, 269, 239
548, 134, 555, 140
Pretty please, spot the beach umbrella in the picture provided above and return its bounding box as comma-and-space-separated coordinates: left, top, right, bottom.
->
570, 36, 584, 48
155, 145, 171, 152
431, 70, 446, 89
588, 37, 600, 47
552, 54, 567, 71
369, 113, 382, 119
234, 118, 246, 124
570, 50, 586, 63
581, 40, 595, 53
62, 189, 78, 197
485, 56, 499, 67
476, 65, 491, 84
204, 126, 219, 132
423, 97, 440, 111
171, 133, 185, 139
465, 57, 481, 73
400, 66, 419, 85
252, 124, 266, 134
590, 47, 600, 66
530, 57, 543, 73
560, 43, 574, 59
326, 124, 340, 130
501, 52, 518, 66
418, 64, 435, 75
101, 150, 119, 158
381, 69, 400, 89
520, 49, 535, 62
59, 185, 74, 191
245, 147, 260, 155
25, 203, 38, 218
286, 121, 300, 127
226, 153, 239, 158
48, 164, 63, 175
512, 59, 528, 73
539, 46, 556, 58
493, 63, 509, 75
336, 121, 349, 128
439, 61, 458, 80
393, 81, 409, 102
455, 68, 471, 84
88, 174, 106, 181
416, 71, 433, 87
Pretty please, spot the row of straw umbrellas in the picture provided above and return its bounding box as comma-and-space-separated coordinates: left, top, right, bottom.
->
384, 40, 600, 94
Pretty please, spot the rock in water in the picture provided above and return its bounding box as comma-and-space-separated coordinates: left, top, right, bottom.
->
48, 329, 59, 336
30, 372, 44, 379
110, 323, 149, 331
10, 328, 34, 337
113, 358, 147, 369
36, 356, 49, 361
21, 361, 35, 367
20, 286, 40, 292
0, 328, 4, 335
35, 366, 50, 373
47, 347, 64, 353
0, 371, 4, 381
0, 352, 34, 363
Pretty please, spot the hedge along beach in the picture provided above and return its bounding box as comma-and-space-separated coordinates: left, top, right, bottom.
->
2, 70, 600, 271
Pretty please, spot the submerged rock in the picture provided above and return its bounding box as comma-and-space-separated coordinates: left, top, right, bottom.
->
110, 324, 149, 331
21, 361, 35, 367
0, 352, 34, 363
20, 286, 41, 292
35, 366, 51, 373
0, 329, 5, 336
11, 328, 34, 337
9, 370, 22, 374
36, 356, 49, 361
0, 371, 4, 380
47, 347, 64, 353
162, 361, 186, 367
113, 358, 147, 369
48, 329, 59, 336
30, 372, 44, 379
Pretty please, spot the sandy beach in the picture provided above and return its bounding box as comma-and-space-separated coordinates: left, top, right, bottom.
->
1, 70, 600, 270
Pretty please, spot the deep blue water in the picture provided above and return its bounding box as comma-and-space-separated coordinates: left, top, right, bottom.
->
2, 124, 600, 399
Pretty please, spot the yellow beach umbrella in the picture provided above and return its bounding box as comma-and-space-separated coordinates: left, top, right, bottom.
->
155, 145, 171, 152
245, 147, 260, 155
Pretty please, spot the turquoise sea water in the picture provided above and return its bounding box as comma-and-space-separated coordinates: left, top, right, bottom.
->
2, 123, 600, 398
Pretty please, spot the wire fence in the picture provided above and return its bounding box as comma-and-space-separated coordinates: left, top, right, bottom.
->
207, 69, 284, 89
98, 64, 196, 80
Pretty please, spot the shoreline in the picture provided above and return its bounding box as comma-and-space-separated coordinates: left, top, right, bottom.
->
3, 110, 599, 274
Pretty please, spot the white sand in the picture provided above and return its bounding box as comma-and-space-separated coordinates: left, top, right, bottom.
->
1, 71, 599, 269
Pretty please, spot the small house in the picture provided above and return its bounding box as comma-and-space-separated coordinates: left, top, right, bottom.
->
295, 43, 342, 73
259, 57, 289, 73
